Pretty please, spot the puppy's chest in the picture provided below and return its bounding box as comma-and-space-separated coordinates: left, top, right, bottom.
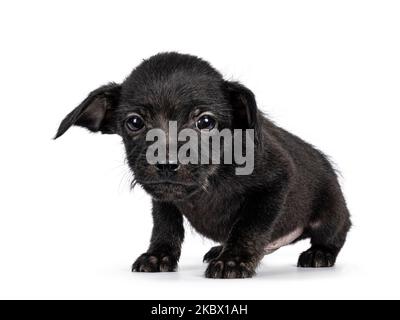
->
176, 192, 243, 242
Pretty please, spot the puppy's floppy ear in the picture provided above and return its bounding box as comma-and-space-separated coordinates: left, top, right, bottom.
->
54, 82, 121, 139
223, 81, 262, 143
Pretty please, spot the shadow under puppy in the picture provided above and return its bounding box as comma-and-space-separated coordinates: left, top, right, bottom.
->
55, 52, 351, 278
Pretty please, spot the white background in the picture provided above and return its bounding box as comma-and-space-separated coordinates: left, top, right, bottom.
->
0, 0, 399, 300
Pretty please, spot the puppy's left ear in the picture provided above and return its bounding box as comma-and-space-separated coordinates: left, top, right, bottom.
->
223, 81, 262, 142
54, 82, 121, 139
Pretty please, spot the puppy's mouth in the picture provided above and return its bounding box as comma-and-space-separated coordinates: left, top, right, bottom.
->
138, 180, 200, 201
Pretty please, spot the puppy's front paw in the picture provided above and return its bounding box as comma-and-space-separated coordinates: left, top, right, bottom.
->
132, 252, 178, 272
205, 254, 256, 279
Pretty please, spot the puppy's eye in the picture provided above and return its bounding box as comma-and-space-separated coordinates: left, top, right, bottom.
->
125, 115, 145, 132
196, 114, 216, 130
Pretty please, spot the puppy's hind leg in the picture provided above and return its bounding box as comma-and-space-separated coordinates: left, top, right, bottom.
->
298, 191, 351, 268
203, 245, 223, 263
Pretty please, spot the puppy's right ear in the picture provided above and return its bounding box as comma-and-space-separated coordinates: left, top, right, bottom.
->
54, 82, 121, 139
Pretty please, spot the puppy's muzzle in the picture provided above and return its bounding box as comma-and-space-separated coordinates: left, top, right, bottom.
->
155, 162, 180, 173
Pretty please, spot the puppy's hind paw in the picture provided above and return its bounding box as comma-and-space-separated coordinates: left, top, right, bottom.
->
297, 246, 336, 268
203, 245, 223, 263
132, 252, 178, 272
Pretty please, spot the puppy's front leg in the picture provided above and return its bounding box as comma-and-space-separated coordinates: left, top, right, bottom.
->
132, 201, 184, 272
205, 184, 288, 279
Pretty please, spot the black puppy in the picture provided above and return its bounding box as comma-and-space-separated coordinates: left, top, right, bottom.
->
55, 52, 351, 278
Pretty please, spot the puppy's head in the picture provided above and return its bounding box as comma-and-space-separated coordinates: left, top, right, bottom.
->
56, 52, 260, 201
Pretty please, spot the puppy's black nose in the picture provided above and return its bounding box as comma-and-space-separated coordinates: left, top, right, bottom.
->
155, 163, 180, 172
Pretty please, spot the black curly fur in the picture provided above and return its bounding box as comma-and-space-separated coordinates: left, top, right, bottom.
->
56, 52, 351, 278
